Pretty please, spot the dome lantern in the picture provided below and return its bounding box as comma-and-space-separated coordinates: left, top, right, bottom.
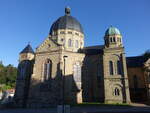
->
65, 7, 71, 16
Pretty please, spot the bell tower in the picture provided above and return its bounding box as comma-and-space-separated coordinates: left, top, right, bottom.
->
102, 26, 131, 104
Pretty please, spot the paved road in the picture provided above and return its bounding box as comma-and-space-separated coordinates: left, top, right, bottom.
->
0, 106, 150, 113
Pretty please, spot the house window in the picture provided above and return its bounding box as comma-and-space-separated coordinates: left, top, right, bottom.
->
109, 61, 114, 75
75, 40, 79, 48
43, 59, 52, 81
133, 75, 138, 89
117, 61, 122, 75
114, 88, 120, 96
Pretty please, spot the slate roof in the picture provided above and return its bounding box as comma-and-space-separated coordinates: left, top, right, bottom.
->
82, 45, 104, 55
126, 56, 148, 68
49, 8, 83, 35
20, 44, 34, 54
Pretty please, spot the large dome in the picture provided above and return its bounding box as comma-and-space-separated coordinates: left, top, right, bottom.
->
49, 7, 83, 35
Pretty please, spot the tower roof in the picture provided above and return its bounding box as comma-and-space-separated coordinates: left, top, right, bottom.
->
105, 26, 121, 36
20, 44, 34, 54
49, 7, 83, 35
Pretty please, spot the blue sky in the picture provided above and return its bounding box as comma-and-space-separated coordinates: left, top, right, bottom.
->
0, 0, 150, 67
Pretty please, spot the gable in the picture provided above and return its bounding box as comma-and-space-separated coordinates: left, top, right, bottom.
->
36, 37, 60, 53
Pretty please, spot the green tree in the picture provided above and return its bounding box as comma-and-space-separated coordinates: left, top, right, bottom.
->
0, 62, 17, 91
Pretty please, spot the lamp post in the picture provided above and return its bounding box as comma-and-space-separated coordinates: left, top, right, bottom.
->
62, 55, 68, 113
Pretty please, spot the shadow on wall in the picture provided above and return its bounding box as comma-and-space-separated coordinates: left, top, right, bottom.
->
81, 53, 104, 103
14, 52, 105, 108
14, 60, 34, 108
15, 62, 81, 108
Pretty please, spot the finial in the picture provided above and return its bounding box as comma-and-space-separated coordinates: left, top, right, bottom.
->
65, 6, 71, 15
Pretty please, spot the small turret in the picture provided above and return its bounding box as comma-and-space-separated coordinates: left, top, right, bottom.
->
104, 26, 123, 48
14, 44, 34, 107
19, 44, 34, 62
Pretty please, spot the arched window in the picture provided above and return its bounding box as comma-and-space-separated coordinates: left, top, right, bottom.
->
73, 62, 81, 89
109, 61, 114, 75
113, 37, 116, 42
117, 61, 122, 75
73, 62, 82, 90
68, 39, 71, 47
114, 88, 120, 96
133, 75, 138, 89
43, 59, 52, 81
110, 37, 113, 42
73, 63, 81, 82
75, 40, 79, 48
68, 39, 72, 47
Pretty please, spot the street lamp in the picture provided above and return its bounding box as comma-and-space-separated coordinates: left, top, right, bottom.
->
62, 55, 68, 113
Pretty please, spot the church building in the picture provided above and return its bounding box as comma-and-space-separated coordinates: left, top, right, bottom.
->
14, 7, 150, 108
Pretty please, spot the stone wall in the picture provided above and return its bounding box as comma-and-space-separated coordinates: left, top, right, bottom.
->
103, 47, 130, 103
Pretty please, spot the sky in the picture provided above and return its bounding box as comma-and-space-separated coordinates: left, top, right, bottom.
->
0, 0, 150, 67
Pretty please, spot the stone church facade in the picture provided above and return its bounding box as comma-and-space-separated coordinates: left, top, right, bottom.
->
14, 7, 150, 108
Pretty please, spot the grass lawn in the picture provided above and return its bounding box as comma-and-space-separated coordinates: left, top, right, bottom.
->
70, 102, 131, 107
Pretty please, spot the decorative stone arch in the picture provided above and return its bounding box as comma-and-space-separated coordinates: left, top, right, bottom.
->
111, 84, 123, 99
109, 54, 123, 75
